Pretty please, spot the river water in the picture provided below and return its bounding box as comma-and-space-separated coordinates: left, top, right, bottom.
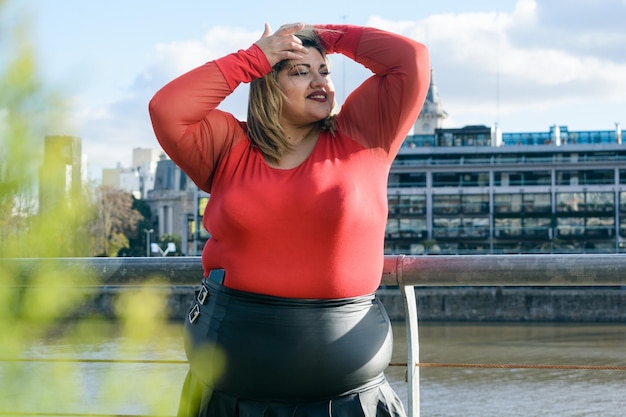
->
2, 321, 626, 416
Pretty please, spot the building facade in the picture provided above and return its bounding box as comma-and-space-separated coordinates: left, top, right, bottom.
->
386, 125, 626, 255
39, 135, 84, 213
102, 147, 162, 199
146, 159, 199, 255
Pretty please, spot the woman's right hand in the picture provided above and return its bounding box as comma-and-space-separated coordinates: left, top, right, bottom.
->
255, 23, 309, 67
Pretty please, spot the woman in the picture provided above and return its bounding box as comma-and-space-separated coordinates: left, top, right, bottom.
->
149, 22, 429, 417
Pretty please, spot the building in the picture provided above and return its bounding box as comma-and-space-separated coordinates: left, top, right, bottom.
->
145, 159, 199, 255
386, 124, 625, 255
413, 69, 448, 136
102, 147, 162, 199
39, 135, 84, 213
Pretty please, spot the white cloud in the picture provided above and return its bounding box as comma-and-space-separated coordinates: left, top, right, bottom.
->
72, 0, 626, 177
368, 1, 626, 130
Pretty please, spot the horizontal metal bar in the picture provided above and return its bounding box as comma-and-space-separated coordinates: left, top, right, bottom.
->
384, 254, 626, 287
2, 254, 626, 287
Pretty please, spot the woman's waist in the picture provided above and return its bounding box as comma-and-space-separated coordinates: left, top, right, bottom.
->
201, 274, 378, 313
201, 262, 383, 299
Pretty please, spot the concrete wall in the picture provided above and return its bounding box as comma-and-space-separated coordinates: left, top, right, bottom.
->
69, 285, 626, 323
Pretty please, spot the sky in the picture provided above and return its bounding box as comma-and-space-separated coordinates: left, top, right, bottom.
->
6, 0, 626, 180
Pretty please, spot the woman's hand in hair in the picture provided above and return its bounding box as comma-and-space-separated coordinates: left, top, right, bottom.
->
255, 23, 309, 67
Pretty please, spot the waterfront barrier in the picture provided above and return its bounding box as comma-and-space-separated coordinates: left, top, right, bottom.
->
3, 254, 626, 417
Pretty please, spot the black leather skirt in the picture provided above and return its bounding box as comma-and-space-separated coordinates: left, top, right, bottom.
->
177, 277, 406, 417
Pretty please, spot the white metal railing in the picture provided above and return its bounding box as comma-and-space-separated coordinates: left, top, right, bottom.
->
3, 254, 626, 417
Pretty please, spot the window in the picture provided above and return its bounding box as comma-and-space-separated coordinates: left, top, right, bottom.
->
556, 170, 614, 185
557, 192, 614, 213
462, 194, 489, 214
494, 171, 550, 186
433, 194, 461, 214
494, 218, 522, 238
523, 193, 551, 213
433, 172, 489, 187
556, 192, 585, 212
385, 218, 426, 239
494, 194, 521, 213
556, 217, 585, 238
389, 173, 426, 188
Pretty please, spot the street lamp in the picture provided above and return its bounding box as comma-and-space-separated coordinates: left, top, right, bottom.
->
143, 228, 154, 257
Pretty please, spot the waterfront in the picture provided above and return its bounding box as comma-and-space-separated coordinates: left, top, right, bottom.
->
1, 322, 626, 416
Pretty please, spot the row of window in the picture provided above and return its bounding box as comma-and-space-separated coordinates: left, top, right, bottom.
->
386, 215, 622, 241
385, 240, 622, 255
389, 191, 625, 216
389, 169, 626, 188
394, 151, 626, 166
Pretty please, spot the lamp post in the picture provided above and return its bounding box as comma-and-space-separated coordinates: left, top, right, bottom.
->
143, 228, 154, 257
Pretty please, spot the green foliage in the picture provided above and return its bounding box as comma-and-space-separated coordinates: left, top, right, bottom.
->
120, 196, 154, 257
0, 2, 190, 415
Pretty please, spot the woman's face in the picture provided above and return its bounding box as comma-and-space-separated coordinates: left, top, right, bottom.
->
277, 47, 335, 128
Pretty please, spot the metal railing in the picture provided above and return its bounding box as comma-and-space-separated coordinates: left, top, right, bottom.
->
3, 254, 626, 417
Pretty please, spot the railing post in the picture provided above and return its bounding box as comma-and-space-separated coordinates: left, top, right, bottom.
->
397, 255, 420, 417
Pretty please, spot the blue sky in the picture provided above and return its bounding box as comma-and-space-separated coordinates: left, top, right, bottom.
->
6, 0, 626, 180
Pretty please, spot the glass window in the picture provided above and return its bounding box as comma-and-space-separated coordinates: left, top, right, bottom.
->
556, 170, 614, 185
523, 217, 551, 238
523, 193, 551, 213
461, 172, 490, 187
459, 217, 489, 238
523, 171, 552, 186
620, 216, 626, 238
399, 218, 427, 238
494, 172, 522, 186
494, 194, 522, 213
433, 217, 461, 238
393, 173, 427, 188
556, 217, 585, 238
584, 170, 614, 185
494, 218, 522, 238
494, 171, 550, 186
556, 192, 585, 212
391, 194, 427, 215
620, 192, 626, 212
385, 218, 426, 239
432, 172, 489, 187
556, 171, 579, 186
586, 217, 614, 238
462, 194, 489, 214
586, 192, 614, 212
198, 197, 209, 216
433, 195, 461, 214
432, 172, 461, 187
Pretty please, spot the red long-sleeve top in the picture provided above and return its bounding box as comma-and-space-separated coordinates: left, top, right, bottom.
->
149, 24, 429, 298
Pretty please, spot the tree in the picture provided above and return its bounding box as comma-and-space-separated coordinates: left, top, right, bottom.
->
90, 186, 144, 257
119, 196, 154, 257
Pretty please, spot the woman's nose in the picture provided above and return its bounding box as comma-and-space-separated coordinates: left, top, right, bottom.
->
310, 73, 328, 87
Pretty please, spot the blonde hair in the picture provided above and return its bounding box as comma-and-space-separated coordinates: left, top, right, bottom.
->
247, 29, 336, 165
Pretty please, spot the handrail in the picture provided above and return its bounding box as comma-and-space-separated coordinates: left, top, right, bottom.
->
3, 254, 626, 417
4, 253, 626, 286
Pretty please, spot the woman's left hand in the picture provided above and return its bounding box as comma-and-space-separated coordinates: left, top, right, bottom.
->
255, 23, 309, 66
